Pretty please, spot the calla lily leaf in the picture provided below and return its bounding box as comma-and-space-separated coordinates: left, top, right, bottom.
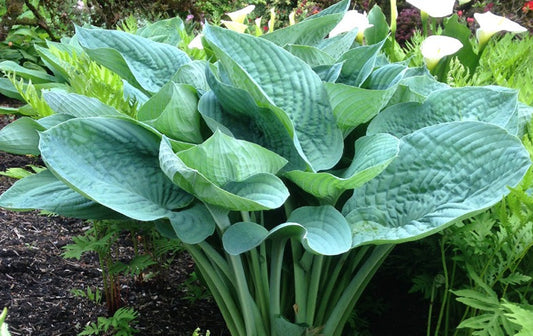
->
343, 121, 531, 248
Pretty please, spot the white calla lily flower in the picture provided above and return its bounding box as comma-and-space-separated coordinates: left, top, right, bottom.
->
420, 35, 463, 71
329, 10, 373, 43
226, 5, 255, 24
221, 20, 249, 34
188, 34, 204, 50
406, 0, 456, 18
474, 11, 527, 48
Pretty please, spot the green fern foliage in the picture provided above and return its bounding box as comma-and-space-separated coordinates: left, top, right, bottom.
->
448, 34, 533, 105
47, 46, 137, 116
441, 124, 533, 335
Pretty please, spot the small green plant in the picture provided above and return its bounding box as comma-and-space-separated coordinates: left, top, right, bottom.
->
0, 308, 11, 336
192, 327, 211, 336
78, 307, 139, 336
71, 287, 103, 305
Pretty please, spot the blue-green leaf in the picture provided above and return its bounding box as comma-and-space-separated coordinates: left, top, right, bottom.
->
368, 86, 520, 137
136, 17, 184, 45
43, 91, 122, 117
325, 82, 396, 135
0, 169, 123, 219
203, 24, 343, 171
222, 205, 352, 256
262, 14, 343, 47
138, 82, 202, 143
38, 117, 211, 243
159, 133, 289, 211
76, 26, 191, 93
285, 134, 399, 203
337, 39, 386, 87
343, 122, 531, 247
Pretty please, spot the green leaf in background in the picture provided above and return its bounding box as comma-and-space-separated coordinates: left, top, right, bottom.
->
136, 17, 185, 46
222, 205, 352, 256
43, 91, 122, 117
37, 117, 212, 243
368, 86, 519, 137
138, 82, 203, 143
203, 24, 343, 172
0, 170, 123, 219
343, 121, 531, 247
364, 5, 390, 46
285, 133, 399, 203
75, 26, 191, 93
159, 132, 289, 211
442, 15, 478, 74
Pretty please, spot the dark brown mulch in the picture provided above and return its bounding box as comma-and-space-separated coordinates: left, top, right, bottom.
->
0, 103, 229, 336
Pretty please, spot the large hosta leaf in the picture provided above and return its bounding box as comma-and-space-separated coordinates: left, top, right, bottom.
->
0, 170, 122, 219
343, 121, 531, 247
325, 82, 396, 136
136, 17, 184, 45
285, 134, 399, 203
138, 82, 202, 143
75, 26, 191, 93
222, 206, 352, 256
203, 24, 343, 172
200, 69, 307, 171
368, 86, 519, 137
337, 39, 386, 87
262, 13, 343, 48
37, 117, 214, 244
159, 132, 289, 211
43, 91, 122, 117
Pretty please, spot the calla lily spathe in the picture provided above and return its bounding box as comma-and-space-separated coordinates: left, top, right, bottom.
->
188, 34, 204, 50
406, 0, 456, 18
329, 10, 373, 43
226, 5, 255, 24
420, 35, 463, 71
221, 20, 249, 33
474, 11, 527, 48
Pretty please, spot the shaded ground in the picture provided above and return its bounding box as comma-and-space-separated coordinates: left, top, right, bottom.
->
0, 109, 229, 336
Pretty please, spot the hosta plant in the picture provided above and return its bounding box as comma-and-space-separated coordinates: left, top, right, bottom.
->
0, 1, 531, 335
